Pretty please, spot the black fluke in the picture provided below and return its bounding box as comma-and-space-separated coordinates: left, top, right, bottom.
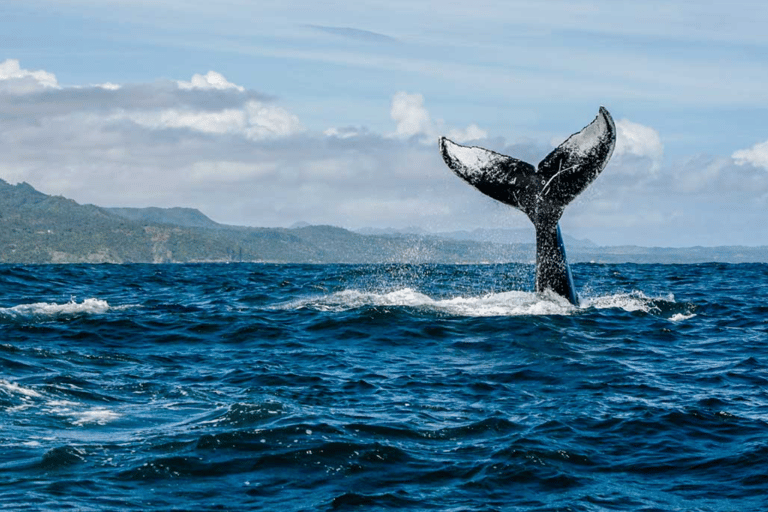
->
439, 107, 616, 305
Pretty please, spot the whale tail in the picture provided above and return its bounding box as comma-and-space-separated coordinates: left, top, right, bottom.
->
439, 107, 616, 304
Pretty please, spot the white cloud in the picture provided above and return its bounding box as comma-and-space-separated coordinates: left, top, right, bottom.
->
732, 139, 768, 170
672, 156, 730, 193
243, 101, 304, 139
188, 160, 278, 182
117, 107, 247, 134
0, 59, 59, 92
111, 100, 303, 140
177, 70, 244, 92
614, 118, 664, 167
389, 91, 487, 143
3, 58, 768, 245
93, 82, 122, 90
390, 91, 432, 138
324, 127, 361, 139
447, 123, 487, 143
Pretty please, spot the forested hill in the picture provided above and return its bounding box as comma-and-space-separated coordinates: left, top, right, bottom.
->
0, 180, 531, 264
0, 180, 764, 264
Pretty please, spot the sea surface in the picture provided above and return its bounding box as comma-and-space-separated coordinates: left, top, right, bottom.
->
0, 263, 766, 511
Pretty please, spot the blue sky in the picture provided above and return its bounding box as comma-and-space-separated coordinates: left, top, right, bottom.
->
1, 0, 768, 246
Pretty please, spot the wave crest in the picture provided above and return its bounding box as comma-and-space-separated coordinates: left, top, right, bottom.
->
0, 298, 112, 320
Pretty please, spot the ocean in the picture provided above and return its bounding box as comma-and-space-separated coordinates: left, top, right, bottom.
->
0, 262, 766, 511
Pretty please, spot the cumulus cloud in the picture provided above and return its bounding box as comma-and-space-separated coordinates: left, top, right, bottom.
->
113, 100, 303, 140
389, 91, 487, 143
3, 58, 768, 245
447, 124, 488, 143
0, 58, 59, 88
732, 139, 768, 170
116, 107, 247, 135
614, 118, 664, 168
30, 69, 301, 140
177, 70, 245, 92
0, 62, 469, 230
390, 91, 433, 139
243, 101, 304, 139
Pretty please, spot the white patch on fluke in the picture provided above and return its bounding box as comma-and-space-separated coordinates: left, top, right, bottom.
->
447, 144, 502, 173
561, 110, 608, 157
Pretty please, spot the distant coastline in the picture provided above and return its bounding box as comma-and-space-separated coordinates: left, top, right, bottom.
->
0, 180, 765, 264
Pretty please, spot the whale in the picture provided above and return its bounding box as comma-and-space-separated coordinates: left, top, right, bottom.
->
439, 107, 616, 306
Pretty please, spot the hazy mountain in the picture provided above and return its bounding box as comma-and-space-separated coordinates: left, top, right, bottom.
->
356, 226, 596, 248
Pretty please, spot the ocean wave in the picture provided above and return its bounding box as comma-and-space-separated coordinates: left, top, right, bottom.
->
0, 298, 113, 320
1, 380, 121, 427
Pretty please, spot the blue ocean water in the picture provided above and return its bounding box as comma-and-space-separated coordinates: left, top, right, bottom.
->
0, 263, 766, 511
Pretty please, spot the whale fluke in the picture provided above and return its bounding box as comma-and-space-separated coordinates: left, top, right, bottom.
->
439, 107, 616, 305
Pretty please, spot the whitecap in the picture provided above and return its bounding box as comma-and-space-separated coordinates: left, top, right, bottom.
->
70, 408, 121, 426
0, 379, 42, 398
0, 298, 111, 319
47, 401, 121, 426
581, 291, 667, 314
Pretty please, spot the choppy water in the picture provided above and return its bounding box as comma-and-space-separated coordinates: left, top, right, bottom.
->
0, 263, 766, 511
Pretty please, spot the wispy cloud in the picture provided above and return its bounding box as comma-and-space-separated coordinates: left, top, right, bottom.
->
307, 25, 397, 43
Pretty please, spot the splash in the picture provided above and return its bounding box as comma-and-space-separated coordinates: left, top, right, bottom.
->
283, 288, 693, 319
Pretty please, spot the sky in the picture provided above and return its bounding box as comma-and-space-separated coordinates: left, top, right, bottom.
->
1, 0, 768, 247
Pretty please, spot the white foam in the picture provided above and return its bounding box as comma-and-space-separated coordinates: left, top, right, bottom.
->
47, 401, 121, 426
70, 408, 121, 426
581, 291, 668, 313
0, 379, 42, 398
0, 298, 111, 319
284, 288, 575, 317
3, 381, 121, 427
669, 313, 697, 322
283, 288, 683, 318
